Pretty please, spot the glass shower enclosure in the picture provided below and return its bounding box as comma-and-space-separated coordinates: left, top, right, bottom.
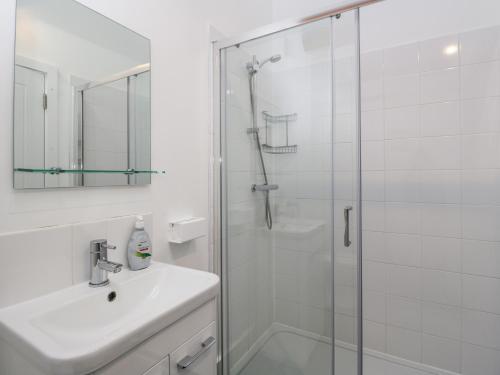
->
214, 8, 362, 375
215, 0, 500, 374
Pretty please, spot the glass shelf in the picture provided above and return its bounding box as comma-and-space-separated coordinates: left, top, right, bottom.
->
14, 168, 165, 175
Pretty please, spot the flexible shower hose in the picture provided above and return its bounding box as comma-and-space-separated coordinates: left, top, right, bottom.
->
249, 73, 273, 230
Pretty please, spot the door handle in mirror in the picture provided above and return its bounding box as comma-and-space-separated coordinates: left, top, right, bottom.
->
344, 206, 353, 247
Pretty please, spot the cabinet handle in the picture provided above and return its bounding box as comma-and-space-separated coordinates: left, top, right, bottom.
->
177, 336, 216, 370
344, 206, 353, 247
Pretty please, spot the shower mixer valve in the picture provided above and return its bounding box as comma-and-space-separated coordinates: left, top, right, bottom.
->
251, 184, 279, 192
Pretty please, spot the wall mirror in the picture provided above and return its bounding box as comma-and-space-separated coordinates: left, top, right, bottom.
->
14, 0, 152, 189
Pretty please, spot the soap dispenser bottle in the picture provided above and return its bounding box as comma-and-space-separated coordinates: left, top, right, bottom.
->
127, 215, 152, 270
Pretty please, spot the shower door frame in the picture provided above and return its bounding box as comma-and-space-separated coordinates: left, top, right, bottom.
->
211, 2, 382, 374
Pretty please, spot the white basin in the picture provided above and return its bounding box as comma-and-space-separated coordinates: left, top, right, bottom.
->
0, 262, 219, 375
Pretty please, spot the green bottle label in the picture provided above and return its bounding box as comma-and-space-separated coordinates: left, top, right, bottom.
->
135, 241, 151, 259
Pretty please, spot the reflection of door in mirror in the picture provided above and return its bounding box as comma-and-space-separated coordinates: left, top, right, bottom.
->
14, 65, 45, 189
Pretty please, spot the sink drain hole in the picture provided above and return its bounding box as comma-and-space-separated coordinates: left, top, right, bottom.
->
108, 291, 117, 302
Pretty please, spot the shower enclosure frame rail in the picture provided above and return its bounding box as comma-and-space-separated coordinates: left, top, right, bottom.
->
211, 1, 383, 374
212, 0, 382, 50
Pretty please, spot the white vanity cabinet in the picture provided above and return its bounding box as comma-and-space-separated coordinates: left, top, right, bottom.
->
144, 323, 216, 375
95, 300, 217, 375
142, 356, 169, 375
168, 322, 217, 375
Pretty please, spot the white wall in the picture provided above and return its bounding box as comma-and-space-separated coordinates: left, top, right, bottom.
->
0, 0, 271, 273
0, 213, 153, 308
272, 0, 346, 21
360, 0, 500, 52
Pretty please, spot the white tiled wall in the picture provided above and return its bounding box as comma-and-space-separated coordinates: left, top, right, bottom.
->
0, 213, 152, 308
361, 24, 500, 375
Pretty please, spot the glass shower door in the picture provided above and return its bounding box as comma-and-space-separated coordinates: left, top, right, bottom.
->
220, 10, 361, 375
331, 9, 362, 375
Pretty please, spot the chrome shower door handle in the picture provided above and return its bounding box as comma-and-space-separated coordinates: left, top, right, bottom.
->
344, 206, 353, 247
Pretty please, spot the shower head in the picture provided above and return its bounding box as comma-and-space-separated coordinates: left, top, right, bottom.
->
247, 54, 282, 75
259, 54, 282, 68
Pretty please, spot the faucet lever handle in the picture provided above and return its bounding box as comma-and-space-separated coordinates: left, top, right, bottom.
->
100, 243, 116, 261
102, 243, 116, 250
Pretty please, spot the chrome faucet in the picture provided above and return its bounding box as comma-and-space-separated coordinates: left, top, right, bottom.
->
89, 239, 122, 287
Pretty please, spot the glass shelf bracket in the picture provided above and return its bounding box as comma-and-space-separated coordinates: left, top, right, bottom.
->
14, 168, 166, 175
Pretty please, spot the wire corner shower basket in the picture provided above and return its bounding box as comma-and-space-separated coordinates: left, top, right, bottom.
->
260, 111, 298, 154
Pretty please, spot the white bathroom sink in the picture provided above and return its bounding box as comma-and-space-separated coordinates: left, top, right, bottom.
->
0, 262, 219, 375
